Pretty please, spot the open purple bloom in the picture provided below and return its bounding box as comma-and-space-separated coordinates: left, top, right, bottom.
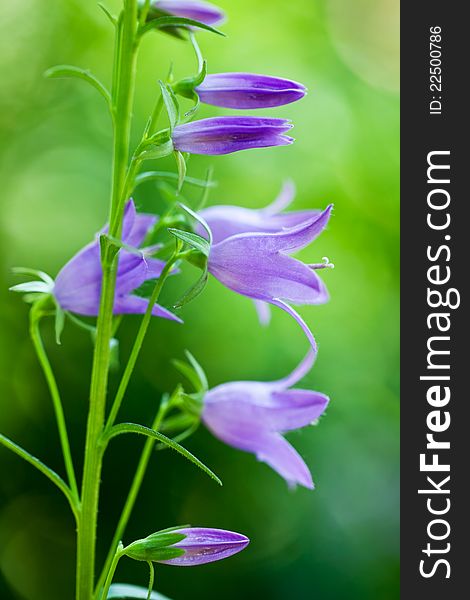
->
195, 73, 306, 109
202, 351, 329, 489
151, 0, 226, 27
172, 117, 294, 155
157, 528, 249, 566
207, 206, 333, 349
53, 200, 180, 322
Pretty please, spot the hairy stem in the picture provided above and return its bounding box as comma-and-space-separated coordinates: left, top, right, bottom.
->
76, 2, 139, 599
95, 400, 169, 597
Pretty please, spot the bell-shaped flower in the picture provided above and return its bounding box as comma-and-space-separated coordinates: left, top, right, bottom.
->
123, 527, 249, 566
195, 73, 306, 109
53, 200, 180, 322
150, 0, 226, 27
202, 351, 329, 489
207, 205, 333, 349
172, 117, 293, 155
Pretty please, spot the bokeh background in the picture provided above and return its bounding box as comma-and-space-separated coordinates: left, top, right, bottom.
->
0, 0, 399, 598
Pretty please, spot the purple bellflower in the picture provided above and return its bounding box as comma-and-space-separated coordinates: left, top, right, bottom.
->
124, 527, 249, 566
172, 117, 294, 155
157, 528, 249, 566
195, 73, 307, 109
53, 200, 180, 322
151, 0, 226, 27
202, 351, 329, 489
206, 205, 333, 349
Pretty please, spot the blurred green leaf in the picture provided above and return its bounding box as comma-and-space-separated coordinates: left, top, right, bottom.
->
44, 65, 113, 113
108, 584, 171, 599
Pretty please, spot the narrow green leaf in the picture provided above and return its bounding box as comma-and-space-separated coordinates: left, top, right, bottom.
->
106, 423, 222, 486
108, 584, 171, 599
158, 81, 179, 132
173, 269, 208, 309
9, 281, 51, 294
45, 65, 113, 113
140, 16, 225, 37
178, 202, 212, 244
174, 151, 186, 192
0, 434, 78, 519
185, 351, 208, 392
55, 306, 65, 345
135, 171, 216, 189
172, 359, 201, 391
98, 3, 117, 26
11, 267, 54, 287
168, 229, 210, 256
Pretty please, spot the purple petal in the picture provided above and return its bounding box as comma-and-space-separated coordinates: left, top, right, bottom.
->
202, 412, 314, 489
113, 295, 182, 322
253, 299, 271, 326
270, 350, 317, 389
270, 299, 318, 352
158, 528, 249, 566
154, 0, 226, 27
172, 117, 294, 156
115, 254, 167, 296
209, 241, 329, 306
196, 73, 306, 109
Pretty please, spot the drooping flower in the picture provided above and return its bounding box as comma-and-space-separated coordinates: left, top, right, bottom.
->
206, 206, 333, 349
202, 351, 329, 489
149, 0, 226, 27
124, 527, 249, 566
172, 117, 294, 155
195, 73, 307, 109
53, 200, 180, 322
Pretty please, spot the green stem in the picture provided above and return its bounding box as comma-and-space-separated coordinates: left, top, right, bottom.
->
147, 561, 155, 600
76, 2, 139, 599
95, 400, 169, 598
100, 543, 124, 600
30, 307, 79, 503
0, 433, 79, 521
105, 253, 179, 430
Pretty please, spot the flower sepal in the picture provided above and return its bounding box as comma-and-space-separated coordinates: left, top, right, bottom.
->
122, 529, 188, 563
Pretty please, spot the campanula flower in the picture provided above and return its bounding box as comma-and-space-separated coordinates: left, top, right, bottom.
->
172, 117, 293, 155
150, 0, 226, 27
195, 73, 307, 109
202, 351, 329, 489
124, 527, 249, 566
53, 200, 180, 322
207, 206, 333, 349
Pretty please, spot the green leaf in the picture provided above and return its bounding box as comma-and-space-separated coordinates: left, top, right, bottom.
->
45, 65, 113, 114
178, 202, 213, 243
135, 171, 216, 189
185, 351, 208, 392
98, 3, 117, 26
174, 151, 186, 192
108, 584, 171, 599
11, 267, 54, 287
0, 433, 78, 519
140, 16, 225, 38
139, 139, 174, 160
105, 423, 222, 486
158, 81, 179, 132
168, 229, 210, 256
55, 306, 65, 345
173, 269, 208, 309
9, 281, 51, 294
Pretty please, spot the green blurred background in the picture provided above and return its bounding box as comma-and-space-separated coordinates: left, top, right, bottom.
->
0, 0, 399, 598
